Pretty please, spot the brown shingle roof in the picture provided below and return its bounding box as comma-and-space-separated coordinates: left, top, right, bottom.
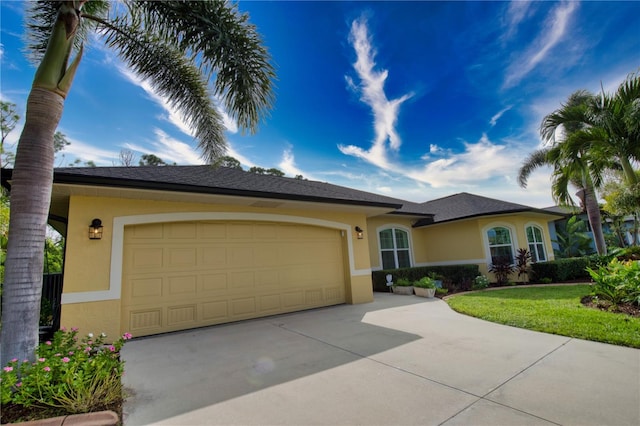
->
413, 192, 559, 226
51, 165, 408, 209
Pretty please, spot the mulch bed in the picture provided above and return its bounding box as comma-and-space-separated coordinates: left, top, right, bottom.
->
581, 296, 640, 318
0, 399, 122, 425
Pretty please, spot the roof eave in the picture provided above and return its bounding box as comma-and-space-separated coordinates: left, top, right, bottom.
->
414, 208, 564, 227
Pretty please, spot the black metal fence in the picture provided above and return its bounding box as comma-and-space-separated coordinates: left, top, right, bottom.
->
40, 273, 64, 341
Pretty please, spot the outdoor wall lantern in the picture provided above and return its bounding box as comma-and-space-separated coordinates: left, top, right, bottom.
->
89, 218, 103, 240
355, 226, 364, 240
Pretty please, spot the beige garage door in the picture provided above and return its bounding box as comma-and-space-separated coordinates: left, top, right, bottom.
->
121, 221, 346, 336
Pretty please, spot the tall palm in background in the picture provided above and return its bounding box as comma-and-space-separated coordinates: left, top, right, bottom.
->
519, 91, 609, 255
1, 0, 275, 365
589, 72, 640, 186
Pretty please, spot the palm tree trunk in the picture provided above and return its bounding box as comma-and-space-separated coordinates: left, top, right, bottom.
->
0, 88, 62, 365
582, 185, 607, 255
620, 157, 639, 186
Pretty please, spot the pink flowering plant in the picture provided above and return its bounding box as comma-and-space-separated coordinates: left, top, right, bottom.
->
1, 328, 132, 414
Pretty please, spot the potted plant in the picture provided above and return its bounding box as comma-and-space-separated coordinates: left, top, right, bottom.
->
392, 277, 414, 295
413, 276, 436, 298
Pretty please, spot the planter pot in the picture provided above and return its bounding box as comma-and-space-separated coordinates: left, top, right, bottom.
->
391, 286, 414, 295
414, 287, 436, 298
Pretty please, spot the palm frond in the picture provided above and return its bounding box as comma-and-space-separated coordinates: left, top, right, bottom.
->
101, 18, 226, 164
126, 0, 275, 133
539, 90, 595, 144
517, 148, 549, 188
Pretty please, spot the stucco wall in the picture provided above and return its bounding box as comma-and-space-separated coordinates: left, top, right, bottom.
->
365, 213, 557, 278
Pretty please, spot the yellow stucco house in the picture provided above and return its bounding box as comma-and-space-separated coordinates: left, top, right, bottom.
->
3, 165, 562, 338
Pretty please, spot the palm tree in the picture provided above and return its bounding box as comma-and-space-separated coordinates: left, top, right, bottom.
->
519, 91, 609, 255
590, 72, 640, 186
1, 0, 275, 365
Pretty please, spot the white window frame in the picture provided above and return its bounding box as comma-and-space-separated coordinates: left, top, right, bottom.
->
525, 223, 547, 263
377, 225, 413, 270
482, 223, 517, 266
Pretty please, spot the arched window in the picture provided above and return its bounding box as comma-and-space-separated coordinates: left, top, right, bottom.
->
487, 226, 515, 264
379, 228, 411, 269
526, 225, 547, 262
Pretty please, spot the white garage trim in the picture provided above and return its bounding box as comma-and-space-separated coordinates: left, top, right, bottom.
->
63, 212, 364, 304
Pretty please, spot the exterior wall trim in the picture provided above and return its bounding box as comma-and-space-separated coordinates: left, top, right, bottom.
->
62, 211, 364, 304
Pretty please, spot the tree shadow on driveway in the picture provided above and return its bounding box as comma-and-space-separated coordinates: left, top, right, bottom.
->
122, 294, 428, 424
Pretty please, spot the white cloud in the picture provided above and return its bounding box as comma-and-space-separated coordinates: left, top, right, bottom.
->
502, 1, 534, 41
338, 16, 413, 170
152, 129, 203, 164
489, 106, 512, 127
278, 147, 313, 179
503, 1, 578, 89
407, 134, 519, 189
58, 136, 119, 166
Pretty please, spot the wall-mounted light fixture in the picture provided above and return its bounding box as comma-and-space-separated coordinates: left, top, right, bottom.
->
89, 218, 103, 240
355, 226, 364, 240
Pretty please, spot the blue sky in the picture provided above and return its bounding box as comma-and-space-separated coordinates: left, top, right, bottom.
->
1, 1, 639, 208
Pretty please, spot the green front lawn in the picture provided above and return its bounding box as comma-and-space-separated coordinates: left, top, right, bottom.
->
446, 285, 640, 348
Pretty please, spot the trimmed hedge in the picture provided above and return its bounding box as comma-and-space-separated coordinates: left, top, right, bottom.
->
529, 255, 610, 283
372, 264, 479, 293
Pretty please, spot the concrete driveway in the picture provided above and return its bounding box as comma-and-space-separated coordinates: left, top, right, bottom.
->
122, 294, 640, 425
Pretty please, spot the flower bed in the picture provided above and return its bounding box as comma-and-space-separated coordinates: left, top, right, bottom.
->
1, 329, 131, 424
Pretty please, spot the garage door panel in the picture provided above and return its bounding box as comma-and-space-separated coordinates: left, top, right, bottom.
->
230, 271, 255, 289
253, 246, 278, 266
122, 221, 346, 336
231, 297, 256, 316
202, 300, 228, 320
167, 275, 197, 296
168, 222, 197, 239
199, 222, 227, 239
201, 247, 227, 267
259, 294, 281, 311
131, 247, 164, 269
131, 223, 163, 239
167, 305, 197, 326
129, 309, 162, 333
229, 246, 253, 268
325, 286, 344, 302
168, 247, 197, 267
305, 289, 323, 305
228, 223, 253, 239
254, 224, 278, 239
256, 270, 279, 287
201, 273, 228, 292
282, 291, 304, 308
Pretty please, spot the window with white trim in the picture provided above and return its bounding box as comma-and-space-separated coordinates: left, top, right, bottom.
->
487, 226, 515, 264
526, 225, 547, 262
379, 228, 411, 269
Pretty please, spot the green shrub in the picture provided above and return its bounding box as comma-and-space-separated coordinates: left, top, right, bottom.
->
372, 264, 479, 293
530, 256, 598, 283
1, 328, 131, 414
587, 259, 640, 306
413, 276, 436, 289
472, 275, 490, 290
394, 277, 413, 287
